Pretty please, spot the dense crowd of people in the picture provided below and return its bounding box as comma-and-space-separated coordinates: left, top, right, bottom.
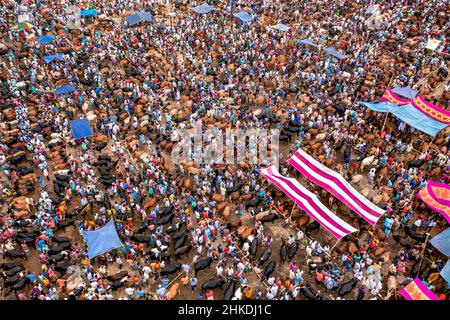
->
0, 0, 449, 300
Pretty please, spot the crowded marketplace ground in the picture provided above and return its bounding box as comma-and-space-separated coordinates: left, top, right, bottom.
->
0, 0, 450, 301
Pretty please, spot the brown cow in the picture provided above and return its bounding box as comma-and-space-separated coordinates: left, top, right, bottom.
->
254, 210, 272, 221
165, 283, 180, 300
237, 227, 253, 241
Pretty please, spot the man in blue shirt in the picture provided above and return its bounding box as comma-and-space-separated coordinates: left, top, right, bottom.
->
190, 277, 198, 291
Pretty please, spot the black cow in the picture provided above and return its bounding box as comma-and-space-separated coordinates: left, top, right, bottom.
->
174, 234, 187, 250
48, 242, 71, 255
288, 242, 299, 260
173, 245, 192, 257
194, 257, 213, 275
54, 261, 74, 273
201, 278, 225, 291
130, 234, 151, 244
280, 240, 287, 263
223, 280, 237, 300
13, 277, 29, 291
338, 278, 358, 297
53, 236, 71, 244
5, 273, 23, 286
157, 213, 175, 225
1, 265, 23, 278
5, 250, 25, 259
258, 248, 271, 266
305, 221, 321, 235
301, 286, 318, 300
262, 260, 276, 280
1, 262, 23, 270
260, 212, 278, 223
173, 229, 188, 242
404, 225, 427, 242
407, 159, 425, 168
160, 262, 181, 276
249, 238, 258, 260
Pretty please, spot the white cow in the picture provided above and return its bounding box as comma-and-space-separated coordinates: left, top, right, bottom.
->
360, 155, 377, 172
232, 287, 242, 300
351, 174, 364, 186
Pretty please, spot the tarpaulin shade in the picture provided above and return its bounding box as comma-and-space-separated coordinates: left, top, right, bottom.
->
43, 54, 63, 63
426, 38, 441, 51
126, 12, 153, 26
412, 95, 450, 124
358, 101, 448, 137
55, 84, 75, 95
260, 166, 358, 239
392, 85, 418, 99
272, 23, 290, 32
417, 182, 450, 224
19, 22, 34, 30
233, 11, 252, 22
430, 228, 450, 256
289, 148, 385, 226
70, 119, 93, 140
381, 87, 450, 125
300, 39, 318, 47
358, 101, 394, 112
18, 13, 32, 24
190, 4, 215, 14
399, 278, 440, 300
80, 9, 97, 17
82, 220, 123, 259
441, 261, 450, 284
37, 34, 56, 43
325, 47, 349, 59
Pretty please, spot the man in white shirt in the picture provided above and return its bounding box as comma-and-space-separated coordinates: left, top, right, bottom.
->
216, 265, 223, 277
125, 286, 134, 299
413, 218, 422, 231
182, 263, 190, 274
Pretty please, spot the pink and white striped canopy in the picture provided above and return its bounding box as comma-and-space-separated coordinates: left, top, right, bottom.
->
259, 166, 358, 239
288, 148, 385, 226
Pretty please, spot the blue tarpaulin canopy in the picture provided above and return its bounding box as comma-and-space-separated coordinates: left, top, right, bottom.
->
43, 54, 63, 63
37, 34, 56, 43
392, 85, 419, 99
82, 220, 123, 259
300, 39, 318, 47
55, 84, 75, 95
358, 101, 393, 112
80, 9, 97, 17
190, 3, 215, 14
441, 260, 450, 284
358, 101, 448, 137
430, 228, 450, 256
233, 11, 252, 22
272, 23, 290, 32
71, 119, 93, 140
126, 12, 153, 26
325, 47, 349, 59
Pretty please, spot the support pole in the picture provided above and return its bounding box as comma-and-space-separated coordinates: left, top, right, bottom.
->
0, 249, 4, 299
380, 112, 389, 133
424, 136, 435, 153
416, 233, 430, 277
329, 238, 341, 254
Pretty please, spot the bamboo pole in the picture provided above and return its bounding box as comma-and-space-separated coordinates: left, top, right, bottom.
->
231, 234, 269, 289
416, 233, 430, 277
380, 112, 389, 133
329, 238, 341, 254
0, 249, 4, 299
423, 136, 435, 153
